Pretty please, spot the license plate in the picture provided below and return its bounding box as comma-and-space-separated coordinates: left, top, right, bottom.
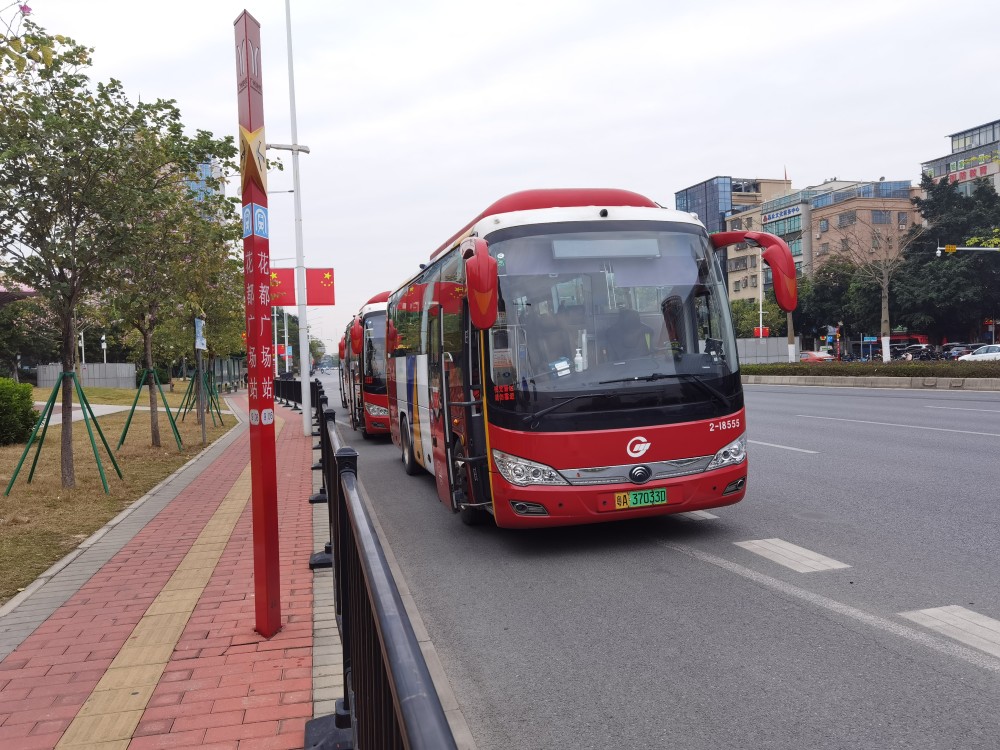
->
614, 487, 667, 510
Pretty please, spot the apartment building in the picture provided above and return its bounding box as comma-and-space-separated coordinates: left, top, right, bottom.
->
725, 179, 918, 303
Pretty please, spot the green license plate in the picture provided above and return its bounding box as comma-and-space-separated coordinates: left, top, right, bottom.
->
614, 487, 667, 510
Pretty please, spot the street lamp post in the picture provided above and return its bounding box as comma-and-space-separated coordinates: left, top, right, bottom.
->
264, 0, 313, 436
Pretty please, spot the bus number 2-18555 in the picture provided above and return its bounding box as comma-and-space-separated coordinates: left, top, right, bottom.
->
709, 418, 741, 432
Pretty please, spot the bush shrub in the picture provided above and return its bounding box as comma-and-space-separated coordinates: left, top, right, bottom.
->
135, 366, 170, 388
741, 360, 1000, 379
0, 377, 39, 445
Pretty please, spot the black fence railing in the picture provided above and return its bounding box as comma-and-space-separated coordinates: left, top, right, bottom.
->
274, 376, 303, 410
305, 391, 457, 750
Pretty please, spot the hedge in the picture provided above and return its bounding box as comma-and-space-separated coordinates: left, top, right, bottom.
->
0, 377, 39, 446
741, 360, 1000, 379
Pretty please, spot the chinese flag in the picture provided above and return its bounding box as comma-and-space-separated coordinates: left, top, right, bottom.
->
270, 268, 296, 306
306, 268, 335, 305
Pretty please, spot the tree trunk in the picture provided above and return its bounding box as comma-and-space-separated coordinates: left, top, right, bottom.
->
786, 311, 796, 363
144, 330, 161, 448
60, 314, 76, 488
880, 267, 891, 363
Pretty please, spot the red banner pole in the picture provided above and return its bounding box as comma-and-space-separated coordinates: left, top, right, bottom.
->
234, 10, 281, 638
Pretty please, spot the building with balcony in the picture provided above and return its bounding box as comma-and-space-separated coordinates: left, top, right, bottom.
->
725, 179, 919, 303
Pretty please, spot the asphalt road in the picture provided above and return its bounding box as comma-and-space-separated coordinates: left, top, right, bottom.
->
318, 375, 1000, 750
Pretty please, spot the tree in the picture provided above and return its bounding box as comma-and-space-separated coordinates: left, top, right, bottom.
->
0, 22, 237, 482
795, 257, 856, 345
729, 292, 786, 339
829, 199, 924, 361
895, 176, 1000, 342
105, 129, 238, 446
0, 297, 60, 379
0, 25, 144, 486
0, 4, 56, 73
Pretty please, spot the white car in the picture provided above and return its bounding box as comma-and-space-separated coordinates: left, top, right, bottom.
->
957, 344, 1000, 362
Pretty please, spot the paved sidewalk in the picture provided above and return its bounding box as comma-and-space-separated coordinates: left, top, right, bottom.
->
0, 395, 341, 749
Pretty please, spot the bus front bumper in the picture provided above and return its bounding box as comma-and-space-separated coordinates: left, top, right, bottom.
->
489, 462, 747, 529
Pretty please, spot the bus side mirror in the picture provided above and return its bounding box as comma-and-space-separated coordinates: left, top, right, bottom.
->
711, 230, 798, 312
462, 237, 498, 330
350, 318, 364, 355
338, 337, 346, 361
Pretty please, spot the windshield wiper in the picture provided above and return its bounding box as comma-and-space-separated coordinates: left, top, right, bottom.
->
521, 393, 612, 424
598, 372, 731, 408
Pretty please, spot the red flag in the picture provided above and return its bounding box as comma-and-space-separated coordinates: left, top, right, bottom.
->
306, 268, 335, 305
270, 268, 296, 306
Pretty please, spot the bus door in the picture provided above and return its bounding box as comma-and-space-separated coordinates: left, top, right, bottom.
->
350, 354, 363, 432
442, 306, 491, 514
428, 304, 454, 507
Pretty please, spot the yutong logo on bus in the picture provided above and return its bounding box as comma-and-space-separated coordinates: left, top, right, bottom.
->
626, 436, 651, 459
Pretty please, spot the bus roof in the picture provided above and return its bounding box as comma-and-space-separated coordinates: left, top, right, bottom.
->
429, 188, 661, 261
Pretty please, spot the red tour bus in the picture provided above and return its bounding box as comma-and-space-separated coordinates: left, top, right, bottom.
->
385, 189, 796, 528
343, 292, 391, 438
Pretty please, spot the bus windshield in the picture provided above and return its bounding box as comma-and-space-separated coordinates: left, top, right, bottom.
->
485, 221, 739, 429
364, 313, 387, 393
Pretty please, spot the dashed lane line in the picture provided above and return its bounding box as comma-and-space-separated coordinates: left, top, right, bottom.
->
661, 542, 1000, 673
679, 510, 719, 520
734, 538, 850, 573
901, 606, 1000, 659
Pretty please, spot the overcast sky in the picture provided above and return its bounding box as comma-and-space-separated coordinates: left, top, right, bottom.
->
13, 0, 1000, 353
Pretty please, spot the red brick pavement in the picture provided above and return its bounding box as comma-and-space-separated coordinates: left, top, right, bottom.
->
0, 398, 317, 749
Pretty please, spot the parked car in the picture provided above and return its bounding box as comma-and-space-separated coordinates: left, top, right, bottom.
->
899, 344, 933, 360
944, 345, 976, 360
800, 351, 835, 363
957, 344, 1000, 362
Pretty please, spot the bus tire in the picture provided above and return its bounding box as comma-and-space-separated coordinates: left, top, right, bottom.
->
453, 441, 490, 526
459, 504, 489, 526
400, 417, 419, 475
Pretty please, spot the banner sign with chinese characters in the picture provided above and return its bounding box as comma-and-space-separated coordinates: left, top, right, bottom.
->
235, 10, 281, 638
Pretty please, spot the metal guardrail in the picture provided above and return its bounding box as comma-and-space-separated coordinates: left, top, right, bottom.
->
274, 377, 303, 409
305, 390, 457, 750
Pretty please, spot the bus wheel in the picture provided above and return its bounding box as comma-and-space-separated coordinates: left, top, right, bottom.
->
459, 504, 489, 526
400, 417, 419, 475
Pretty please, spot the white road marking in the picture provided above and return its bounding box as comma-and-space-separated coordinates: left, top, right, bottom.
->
679, 510, 718, 520
797, 414, 1000, 438
661, 543, 1000, 673
900, 606, 1000, 659
749, 440, 819, 454
924, 405, 1000, 413
734, 538, 850, 573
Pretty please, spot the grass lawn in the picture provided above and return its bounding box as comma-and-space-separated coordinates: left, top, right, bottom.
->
0, 386, 238, 605
31, 379, 203, 409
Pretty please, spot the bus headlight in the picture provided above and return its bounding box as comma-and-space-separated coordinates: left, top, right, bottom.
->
365, 403, 389, 417
492, 449, 568, 486
706, 434, 747, 471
